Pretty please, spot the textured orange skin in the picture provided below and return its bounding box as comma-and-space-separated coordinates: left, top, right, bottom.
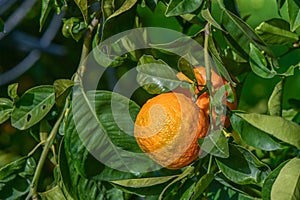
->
177, 66, 237, 128
134, 92, 209, 170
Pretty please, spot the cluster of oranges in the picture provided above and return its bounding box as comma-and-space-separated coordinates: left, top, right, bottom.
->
134, 66, 237, 169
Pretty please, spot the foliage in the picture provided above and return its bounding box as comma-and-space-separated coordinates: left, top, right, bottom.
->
0, 0, 300, 199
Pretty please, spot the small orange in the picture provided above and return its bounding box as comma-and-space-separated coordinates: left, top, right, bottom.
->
134, 92, 209, 169
177, 66, 237, 128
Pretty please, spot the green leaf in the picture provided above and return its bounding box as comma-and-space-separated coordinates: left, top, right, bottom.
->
287, 0, 300, 31
255, 19, 299, 45
231, 114, 283, 151
73, 0, 88, 24
236, 113, 300, 149
201, 8, 224, 31
198, 130, 229, 158
216, 145, 270, 186
102, 0, 137, 40
268, 80, 283, 116
8, 83, 19, 102
110, 175, 177, 188
218, 1, 274, 58
40, 0, 54, 31
39, 186, 67, 200
165, 0, 203, 17
62, 17, 87, 41
137, 55, 181, 94
177, 57, 196, 82
249, 43, 276, 79
53, 79, 73, 107
0, 18, 4, 32
271, 158, 300, 200
0, 98, 13, 124
191, 173, 214, 200
11, 86, 55, 130
0, 156, 35, 200
159, 166, 194, 200
180, 14, 203, 25
65, 90, 158, 177
262, 160, 289, 200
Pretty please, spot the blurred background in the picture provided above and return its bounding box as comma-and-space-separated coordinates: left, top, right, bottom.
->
0, 0, 299, 167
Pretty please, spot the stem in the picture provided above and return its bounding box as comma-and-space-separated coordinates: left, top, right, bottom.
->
74, 17, 100, 83
27, 109, 65, 200
207, 154, 213, 174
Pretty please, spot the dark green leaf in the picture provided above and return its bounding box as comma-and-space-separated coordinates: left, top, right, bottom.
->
159, 166, 194, 200
231, 114, 283, 151
0, 98, 13, 124
102, 0, 137, 40
236, 113, 300, 149
0, 18, 4, 32
201, 9, 224, 31
271, 158, 300, 200
268, 80, 283, 116
287, 0, 300, 31
262, 160, 289, 200
53, 79, 73, 107
73, 0, 88, 24
65, 90, 159, 178
191, 173, 214, 200
198, 130, 229, 158
218, 1, 274, 58
0, 156, 35, 200
62, 17, 87, 41
137, 55, 181, 94
39, 186, 67, 200
11, 86, 55, 130
255, 19, 299, 45
180, 14, 203, 25
277, 0, 286, 8
8, 83, 19, 102
216, 145, 270, 186
165, 0, 203, 17
40, 0, 54, 31
249, 43, 276, 79
177, 57, 196, 82
110, 175, 177, 188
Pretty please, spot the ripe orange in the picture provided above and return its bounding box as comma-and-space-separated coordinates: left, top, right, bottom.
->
134, 92, 209, 169
177, 66, 237, 128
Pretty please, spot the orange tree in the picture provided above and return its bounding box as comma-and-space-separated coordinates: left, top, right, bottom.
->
0, 0, 300, 199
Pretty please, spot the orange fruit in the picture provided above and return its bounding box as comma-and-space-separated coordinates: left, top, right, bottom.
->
177, 66, 237, 128
134, 92, 209, 169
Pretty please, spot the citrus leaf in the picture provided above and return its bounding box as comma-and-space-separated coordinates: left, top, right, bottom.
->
262, 160, 289, 200
287, 0, 300, 31
159, 166, 194, 200
165, 0, 203, 17
0, 98, 13, 124
73, 0, 88, 24
0, 156, 35, 200
40, 0, 54, 31
268, 80, 283, 116
216, 145, 270, 186
198, 130, 229, 158
201, 8, 224, 31
53, 79, 73, 107
62, 17, 87, 41
137, 55, 181, 94
271, 158, 300, 200
177, 56, 196, 82
110, 175, 177, 188
231, 114, 283, 151
106, 0, 138, 20
39, 186, 67, 200
236, 113, 300, 149
65, 89, 158, 177
249, 43, 276, 79
11, 86, 55, 130
218, 0, 273, 57
191, 173, 214, 200
8, 83, 19, 102
255, 19, 299, 45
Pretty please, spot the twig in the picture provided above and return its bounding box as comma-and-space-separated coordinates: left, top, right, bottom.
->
26, 108, 66, 200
